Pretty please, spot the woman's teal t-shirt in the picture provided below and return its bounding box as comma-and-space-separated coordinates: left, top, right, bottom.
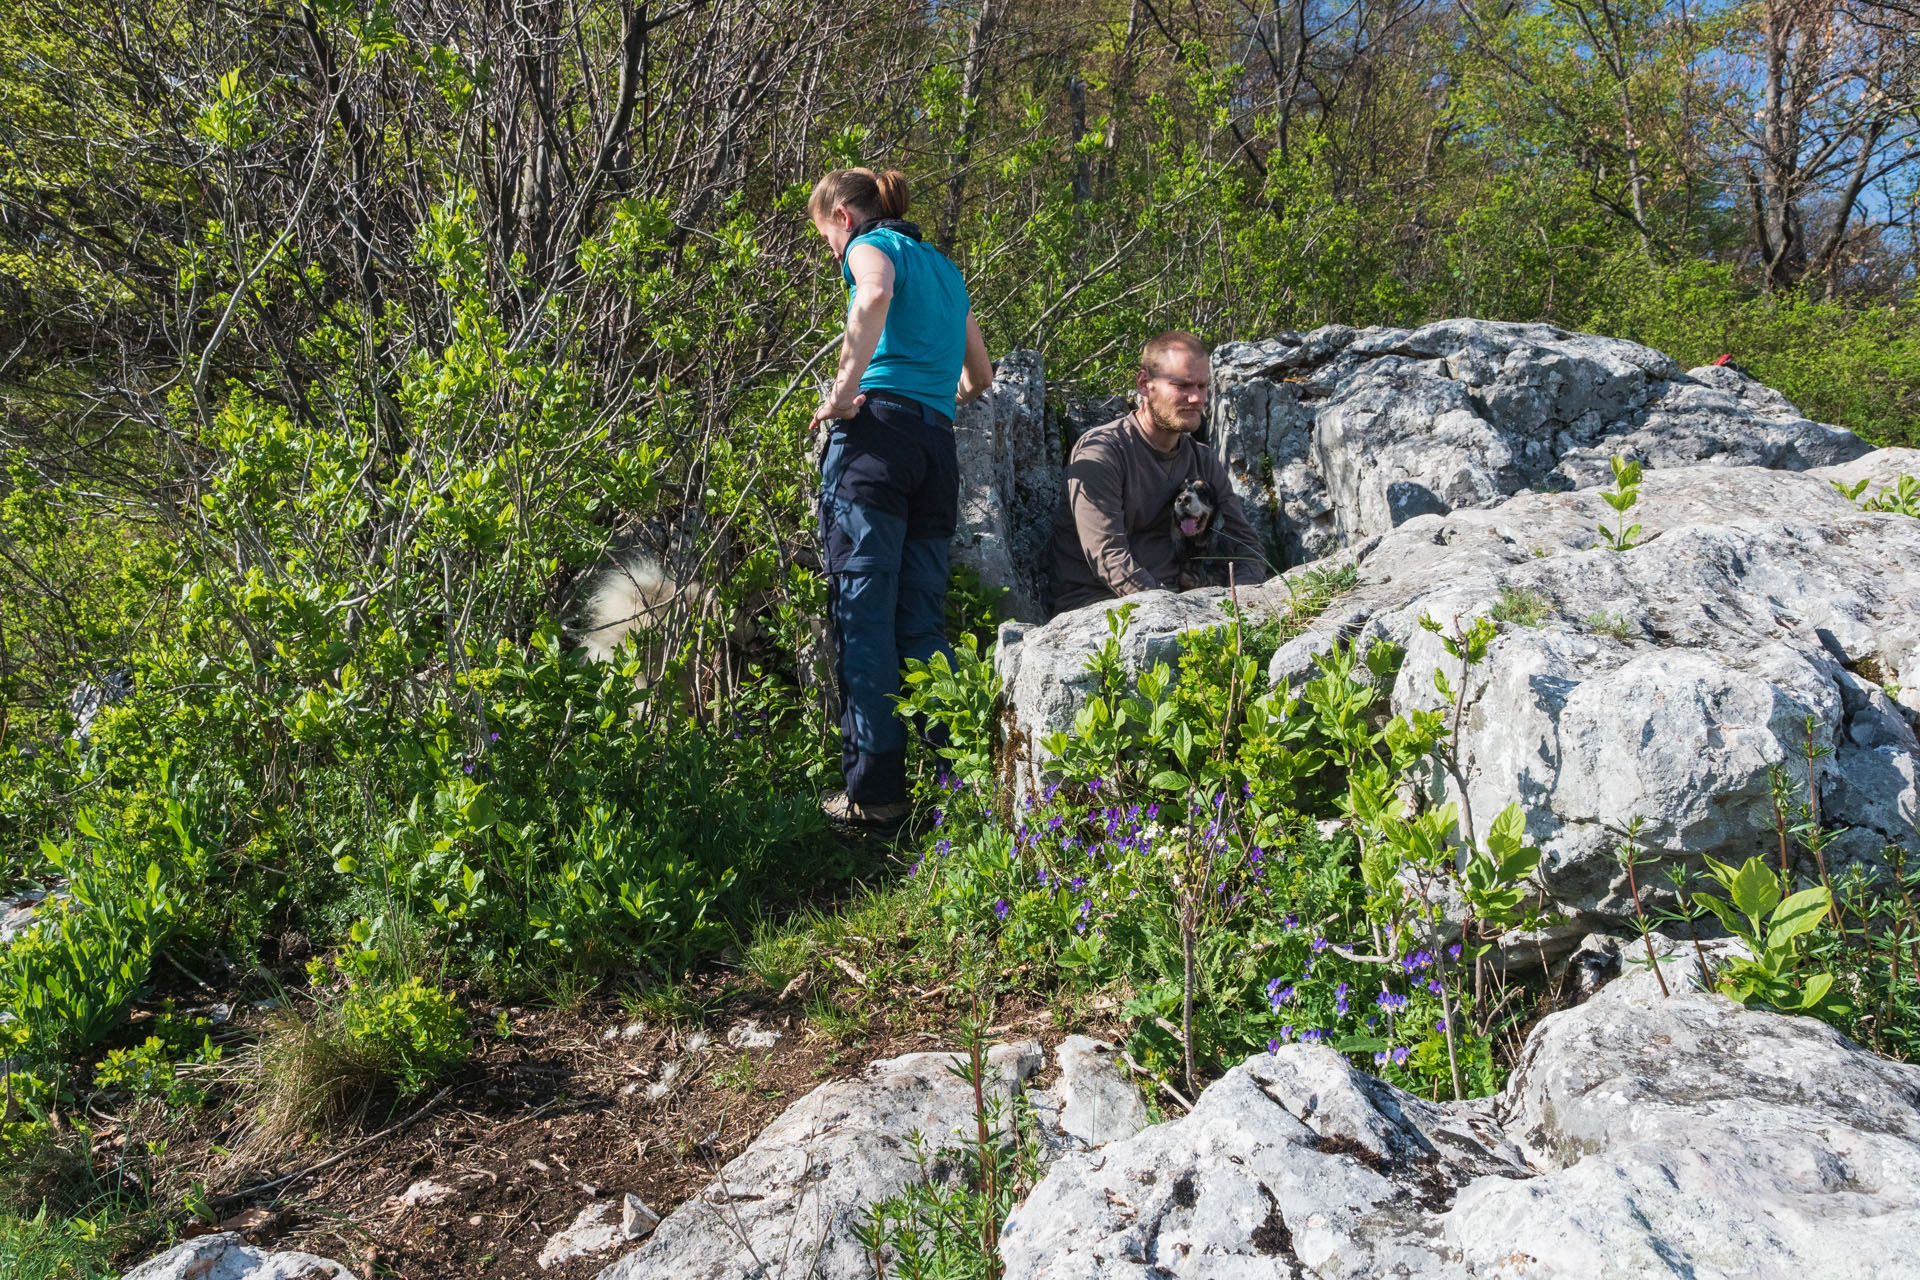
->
843, 227, 970, 418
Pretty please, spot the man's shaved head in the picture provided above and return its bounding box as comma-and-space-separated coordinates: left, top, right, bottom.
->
1132, 331, 1210, 445
1139, 330, 1210, 376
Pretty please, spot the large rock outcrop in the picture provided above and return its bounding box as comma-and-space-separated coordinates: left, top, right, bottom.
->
1000, 451, 1920, 941
1000, 944, 1920, 1278
1210, 320, 1870, 566
951, 350, 1058, 621
1264, 453, 1920, 935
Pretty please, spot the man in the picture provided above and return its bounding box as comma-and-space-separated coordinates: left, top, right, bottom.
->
1049, 332, 1269, 613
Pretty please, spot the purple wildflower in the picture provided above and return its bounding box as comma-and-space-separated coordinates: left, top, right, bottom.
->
1334, 982, 1350, 1016
993, 899, 1010, 920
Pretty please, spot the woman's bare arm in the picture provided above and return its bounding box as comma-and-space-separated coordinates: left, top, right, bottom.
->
956, 312, 993, 406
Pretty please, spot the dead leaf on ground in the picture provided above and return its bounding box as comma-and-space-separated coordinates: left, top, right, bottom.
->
831, 956, 868, 986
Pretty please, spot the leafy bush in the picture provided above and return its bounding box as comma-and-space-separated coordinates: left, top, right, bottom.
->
327, 629, 837, 982
1581, 263, 1920, 448
339, 977, 468, 1098
903, 595, 1542, 1101
0, 777, 216, 1059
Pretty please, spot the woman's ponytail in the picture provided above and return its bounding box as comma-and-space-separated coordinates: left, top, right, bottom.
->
872, 170, 910, 219
809, 167, 911, 222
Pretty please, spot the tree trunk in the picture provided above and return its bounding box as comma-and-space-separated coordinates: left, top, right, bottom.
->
940, 0, 1003, 253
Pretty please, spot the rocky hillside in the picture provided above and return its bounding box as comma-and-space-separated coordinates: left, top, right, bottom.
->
114, 321, 1920, 1280
992, 321, 1919, 951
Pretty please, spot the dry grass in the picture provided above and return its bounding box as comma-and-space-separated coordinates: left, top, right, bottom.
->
224, 1012, 389, 1172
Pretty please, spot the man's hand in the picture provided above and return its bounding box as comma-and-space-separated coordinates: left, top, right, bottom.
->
810, 387, 866, 432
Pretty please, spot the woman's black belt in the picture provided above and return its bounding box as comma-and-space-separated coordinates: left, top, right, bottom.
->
863, 388, 954, 428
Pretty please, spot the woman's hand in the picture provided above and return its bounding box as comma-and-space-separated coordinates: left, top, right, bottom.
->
810, 387, 866, 431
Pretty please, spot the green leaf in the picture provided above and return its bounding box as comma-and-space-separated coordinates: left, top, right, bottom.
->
1693, 891, 1746, 939
1148, 771, 1189, 792
1729, 857, 1781, 922
1487, 803, 1526, 857
1766, 886, 1831, 948
1796, 972, 1834, 1010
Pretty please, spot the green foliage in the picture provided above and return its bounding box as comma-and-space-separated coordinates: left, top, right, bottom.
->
338, 976, 469, 1097
1490, 586, 1549, 628
325, 631, 835, 982
91, 1012, 221, 1106
1597, 455, 1644, 551
1583, 266, 1920, 449
0, 1203, 131, 1280
0, 774, 217, 1059
1694, 856, 1837, 1014
904, 633, 1004, 791
854, 1022, 1035, 1278
1835, 473, 1920, 517
902, 586, 1540, 1101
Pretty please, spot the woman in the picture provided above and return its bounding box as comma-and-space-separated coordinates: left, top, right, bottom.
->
808, 167, 993, 826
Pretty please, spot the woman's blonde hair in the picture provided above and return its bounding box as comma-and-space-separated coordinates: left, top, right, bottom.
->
809, 168, 910, 222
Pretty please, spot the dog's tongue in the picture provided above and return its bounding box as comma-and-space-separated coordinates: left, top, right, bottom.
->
1180, 517, 1202, 537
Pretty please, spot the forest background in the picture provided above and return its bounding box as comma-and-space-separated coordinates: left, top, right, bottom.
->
2, 0, 1919, 1273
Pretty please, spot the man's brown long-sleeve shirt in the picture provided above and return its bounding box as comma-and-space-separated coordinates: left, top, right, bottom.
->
1048, 413, 1269, 615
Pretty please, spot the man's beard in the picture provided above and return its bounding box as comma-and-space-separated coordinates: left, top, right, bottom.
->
1144, 397, 1202, 435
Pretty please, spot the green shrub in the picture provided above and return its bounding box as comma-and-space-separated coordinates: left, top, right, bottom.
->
0, 773, 218, 1060
339, 977, 468, 1098
903, 593, 1539, 1102
1581, 262, 1920, 448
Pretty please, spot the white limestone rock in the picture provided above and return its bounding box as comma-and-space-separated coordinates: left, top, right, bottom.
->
121, 1234, 357, 1280
1002, 941, 1920, 1280
999, 1045, 1525, 1280
1051, 1035, 1148, 1152
1208, 319, 1869, 565
596, 1049, 1024, 1280
540, 1201, 627, 1270
1441, 943, 1920, 1279
951, 350, 1057, 621
1261, 458, 1920, 940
